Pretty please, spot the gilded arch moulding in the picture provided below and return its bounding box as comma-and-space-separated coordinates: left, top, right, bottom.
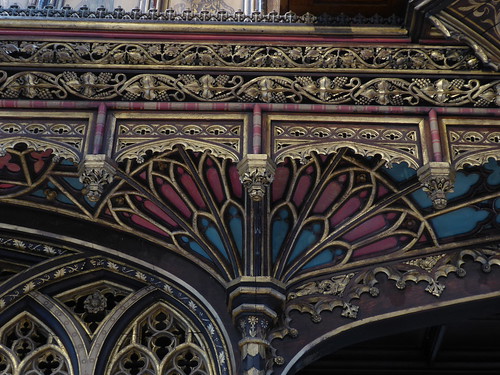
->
273, 141, 421, 169
453, 150, 500, 170
0, 256, 234, 375
114, 137, 241, 163
0, 136, 80, 162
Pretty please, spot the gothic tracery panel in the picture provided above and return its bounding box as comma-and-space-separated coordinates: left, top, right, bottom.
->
0, 314, 72, 375
107, 303, 211, 375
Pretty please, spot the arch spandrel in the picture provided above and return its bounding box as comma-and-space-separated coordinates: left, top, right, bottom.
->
0, 248, 237, 375
273, 245, 500, 374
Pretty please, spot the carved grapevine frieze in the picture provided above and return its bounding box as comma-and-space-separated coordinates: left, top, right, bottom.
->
0, 70, 497, 106
0, 41, 479, 71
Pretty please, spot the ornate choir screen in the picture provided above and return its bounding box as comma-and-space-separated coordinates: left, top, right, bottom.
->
0, 0, 499, 374
0, 104, 499, 374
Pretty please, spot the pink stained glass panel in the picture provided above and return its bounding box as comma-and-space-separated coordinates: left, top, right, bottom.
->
130, 214, 170, 237
228, 165, 242, 199
179, 170, 206, 209
313, 174, 347, 214
0, 154, 21, 173
143, 200, 179, 228
31, 150, 52, 173
377, 184, 389, 198
330, 196, 362, 226
206, 167, 225, 203
342, 212, 398, 242
160, 182, 192, 218
272, 165, 290, 202
293, 167, 314, 206
353, 236, 399, 258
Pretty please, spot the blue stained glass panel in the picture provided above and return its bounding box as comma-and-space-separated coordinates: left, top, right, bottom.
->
302, 248, 345, 269
495, 198, 500, 223
446, 172, 479, 200
181, 235, 212, 260
200, 218, 229, 261
431, 207, 489, 238
382, 162, 416, 182
485, 159, 500, 186
288, 222, 323, 264
228, 206, 243, 256
410, 189, 433, 209
272, 208, 291, 262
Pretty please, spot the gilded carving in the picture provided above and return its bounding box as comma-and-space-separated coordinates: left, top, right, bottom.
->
447, 126, 500, 169
78, 154, 116, 201
107, 304, 211, 375
0, 314, 71, 374
115, 138, 240, 163
428, 15, 499, 71
0, 137, 79, 162
404, 254, 445, 272
237, 154, 276, 201
417, 162, 455, 209
0, 70, 496, 106
0, 71, 65, 99
454, 150, 500, 169
0, 6, 401, 25
272, 247, 500, 341
0, 40, 479, 71
288, 273, 354, 299
275, 141, 420, 168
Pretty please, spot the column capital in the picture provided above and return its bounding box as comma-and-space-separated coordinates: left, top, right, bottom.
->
417, 161, 455, 209
237, 154, 276, 202
78, 154, 116, 202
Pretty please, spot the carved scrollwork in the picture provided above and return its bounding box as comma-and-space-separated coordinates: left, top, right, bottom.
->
0, 41, 479, 71
271, 247, 500, 342
0, 71, 65, 99
0, 70, 496, 107
60, 71, 126, 100
0, 6, 402, 25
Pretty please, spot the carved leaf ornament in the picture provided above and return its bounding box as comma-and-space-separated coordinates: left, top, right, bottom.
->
0, 70, 497, 106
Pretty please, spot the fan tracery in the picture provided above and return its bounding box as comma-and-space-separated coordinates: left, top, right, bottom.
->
271, 150, 434, 283
104, 147, 244, 281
